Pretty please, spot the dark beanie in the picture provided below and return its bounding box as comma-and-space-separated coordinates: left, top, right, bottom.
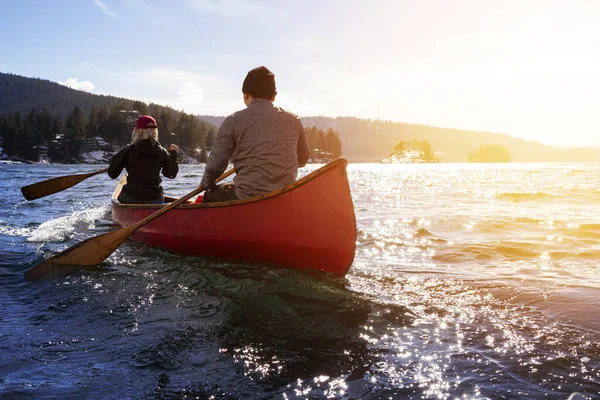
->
242, 66, 276, 94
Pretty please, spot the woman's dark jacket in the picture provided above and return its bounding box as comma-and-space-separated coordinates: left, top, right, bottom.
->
108, 138, 178, 200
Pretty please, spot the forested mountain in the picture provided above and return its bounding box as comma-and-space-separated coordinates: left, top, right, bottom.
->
300, 117, 600, 162
0, 72, 135, 117
197, 115, 226, 129
202, 115, 600, 162
0, 72, 217, 163
3, 72, 599, 163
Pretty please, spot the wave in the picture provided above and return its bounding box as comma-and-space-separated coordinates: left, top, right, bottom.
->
494, 242, 540, 259
357, 227, 446, 249
27, 205, 110, 243
570, 223, 600, 239
496, 189, 600, 203
434, 237, 600, 265
0, 224, 34, 237
496, 192, 557, 202
414, 227, 434, 237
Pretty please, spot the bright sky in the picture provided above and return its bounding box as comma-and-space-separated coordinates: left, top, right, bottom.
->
1, 0, 599, 147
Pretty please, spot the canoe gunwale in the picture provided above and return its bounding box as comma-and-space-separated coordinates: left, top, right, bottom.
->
112, 158, 349, 209
111, 158, 356, 275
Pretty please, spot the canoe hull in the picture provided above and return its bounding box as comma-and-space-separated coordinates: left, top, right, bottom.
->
111, 159, 356, 275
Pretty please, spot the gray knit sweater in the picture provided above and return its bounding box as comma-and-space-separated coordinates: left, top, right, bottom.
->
200, 98, 310, 199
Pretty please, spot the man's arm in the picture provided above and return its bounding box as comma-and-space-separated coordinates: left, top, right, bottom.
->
200, 116, 236, 189
296, 120, 309, 167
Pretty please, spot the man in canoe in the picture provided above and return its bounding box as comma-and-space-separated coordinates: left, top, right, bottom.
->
108, 114, 179, 204
199, 66, 310, 203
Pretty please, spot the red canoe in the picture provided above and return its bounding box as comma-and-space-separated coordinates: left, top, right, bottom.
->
112, 159, 356, 275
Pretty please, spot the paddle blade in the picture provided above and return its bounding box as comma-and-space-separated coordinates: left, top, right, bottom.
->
24, 263, 106, 281
21, 168, 108, 201
24, 167, 235, 280
24, 227, 133, 280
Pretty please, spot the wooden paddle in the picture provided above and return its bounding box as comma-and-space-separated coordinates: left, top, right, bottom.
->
24, 168, 235, 280
21, 168, 109, 201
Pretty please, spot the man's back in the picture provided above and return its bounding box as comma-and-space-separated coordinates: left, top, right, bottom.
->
226, 99, 308, 198
200, 65, 310, 202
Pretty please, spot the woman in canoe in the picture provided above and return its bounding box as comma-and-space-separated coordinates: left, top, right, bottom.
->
108, 114, 179, 204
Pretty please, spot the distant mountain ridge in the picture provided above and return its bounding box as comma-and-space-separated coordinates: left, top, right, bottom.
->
197, 115, 226, 128
203, 114, 600, 162
0, 72, 138, 117
2, 72, 599, 162
298, 117, 600, 162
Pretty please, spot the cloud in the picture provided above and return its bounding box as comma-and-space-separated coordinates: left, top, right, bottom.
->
121, 67, 222, 94
186, 0, 282, 19
92, 0, 170, 23
178, 82, 205, 103
74, 62, 235, 113
59, 78, 95, 93
92, 0, 117, 17
274, 92, 319, 117
281, 37, 325, 55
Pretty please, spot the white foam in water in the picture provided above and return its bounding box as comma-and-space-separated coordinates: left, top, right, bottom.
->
0, 224, 34, 237
27, 205, 109, 243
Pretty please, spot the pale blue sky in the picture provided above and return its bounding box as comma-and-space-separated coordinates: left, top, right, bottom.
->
1, 0, 600, 146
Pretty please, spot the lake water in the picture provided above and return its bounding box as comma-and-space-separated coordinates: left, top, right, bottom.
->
0, 162, 599, 399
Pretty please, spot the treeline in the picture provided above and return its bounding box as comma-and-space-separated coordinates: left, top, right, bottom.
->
0, 102, 216, 162
391, 140, 438, 162
0, 108, 58, 160
7, 72, 600, 163
304, 126, 342, 161
468, 144, 511, 162
301, 116, 600, 162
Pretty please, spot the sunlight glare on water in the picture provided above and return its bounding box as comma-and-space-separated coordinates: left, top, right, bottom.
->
0, 163, 599, 399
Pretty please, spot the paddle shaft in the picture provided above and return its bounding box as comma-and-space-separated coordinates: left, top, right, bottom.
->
21, 168, 109, 201
25, 168, 234, 279
128, 168, 235, 232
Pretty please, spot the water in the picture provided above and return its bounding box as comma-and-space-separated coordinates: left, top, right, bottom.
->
1, 162, 599, 399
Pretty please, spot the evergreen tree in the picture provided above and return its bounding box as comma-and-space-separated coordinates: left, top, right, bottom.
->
175, 112, 193, 149
96, 107, 108, 136
3, 113, 21, 156
196, 122, 207, 151
0, 74, 219, 162
326, 128, 342, 159
198, 147, 208, 163
205, 128, 215, 150
132, 100, 148, 115
303, 126, 342, 160
47, 117, 64, 162
468, 144, 511, 162
102, 105, 124, 144
318, 129, 327, 153
65, 105, 86, 139
158, 109, 173, 144
305, 126, 318, 158
51, 117, 62, 139
86, 106, 97, 137
17, 110, 37, 160
36, 108, 54, 143
394, 141, 409, 153
0, 116, 5, 148
421, 139, 434, 161
60, 105, 86, 160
